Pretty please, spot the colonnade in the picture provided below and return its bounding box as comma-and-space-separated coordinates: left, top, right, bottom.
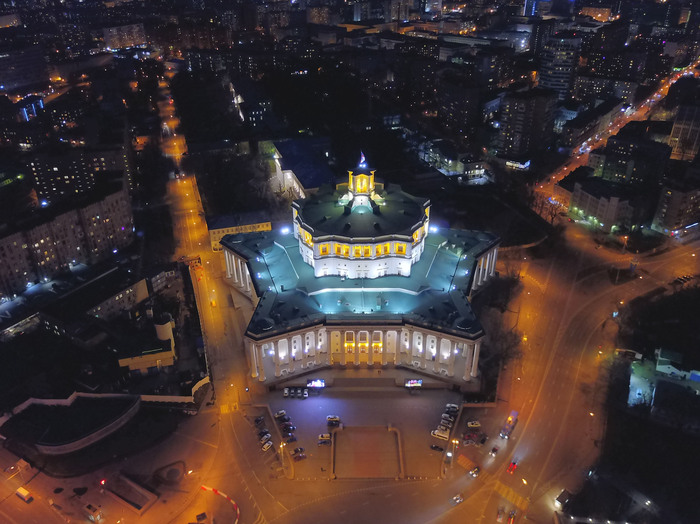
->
224, 249, 253, 296
473, 247, 498, 289
246, 325, 481, 384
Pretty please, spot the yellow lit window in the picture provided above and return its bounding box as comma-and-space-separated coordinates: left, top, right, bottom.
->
376, 245, 382, 256
320, 244, 328, 255
384, 242, 391, 254
335, 244, 341, 255
342, 245, 349, 257
353, 246, 362, 258
396, 243, 405, 255
364, 246, 371, 257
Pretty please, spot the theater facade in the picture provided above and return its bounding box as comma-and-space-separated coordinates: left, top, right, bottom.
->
221, 159, 499, 385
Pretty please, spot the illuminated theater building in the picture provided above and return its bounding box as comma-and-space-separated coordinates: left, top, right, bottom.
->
221, 158, 500, 386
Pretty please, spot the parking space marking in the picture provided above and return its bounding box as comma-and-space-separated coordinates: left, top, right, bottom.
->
493, 481, 529, 512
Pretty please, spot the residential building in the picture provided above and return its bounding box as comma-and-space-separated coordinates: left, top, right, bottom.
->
497, 88, 557, 159
538, 33, 581, 100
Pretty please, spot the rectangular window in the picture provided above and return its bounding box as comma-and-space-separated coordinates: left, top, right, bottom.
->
335, 244, 341, 256
320, 244, 328, 255
396, 243, 406, 255
363, 246, 371, 257
353, 246, 362, 258
376, 245, 382, 257
342, 245, 349, 257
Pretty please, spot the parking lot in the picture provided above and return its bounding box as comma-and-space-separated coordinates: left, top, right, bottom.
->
244, 385, 511, 481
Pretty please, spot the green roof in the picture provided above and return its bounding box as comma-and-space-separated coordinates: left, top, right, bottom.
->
221, 226, 499, 341
293, 182, 429, 239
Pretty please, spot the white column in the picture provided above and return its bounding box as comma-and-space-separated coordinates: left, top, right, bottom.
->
447, 340, 455, 376
233, 254, 240, 283
470, 341, 480, 378
315, 330, 323, 365
257, 344, 266, 381
490, 248, 498, 275
484, 252, 492, 282
475, 258, 482, 287
224, 251, 231, 279
420, 332, 428, 369
463, 342, 474, 381
354, 332, 360, 366
249, 342, 258, 378
245, 269, 251, 292
382, 331, 388, 366
236, 258, 243, 284
341, 334, 347, 365
274, 341, 281, 377
368, 335, 375, 366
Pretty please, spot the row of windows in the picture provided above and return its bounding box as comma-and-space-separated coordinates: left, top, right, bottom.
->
316, 241, 408, 258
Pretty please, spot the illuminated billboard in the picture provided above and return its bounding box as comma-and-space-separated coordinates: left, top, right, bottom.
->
307, 379, 325, 388
404, 379, 423, 388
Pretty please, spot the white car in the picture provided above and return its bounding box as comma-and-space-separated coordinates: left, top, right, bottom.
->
467, 420, 481, 428
326, 415, 340, 423
260, 433, 272, 444
441, 414, 455, 422
283, 388, 290, 398
303, 388, 309, 398
262, 441, 273, 452
431, 429, 449, 440
450, 494, 464, 505
274, 410, 287, 419
445, 403, 459, 411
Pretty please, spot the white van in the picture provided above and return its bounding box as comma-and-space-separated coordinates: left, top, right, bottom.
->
15, 487, 32, 502
431, 428, 449, 441
83, 503, 104, 521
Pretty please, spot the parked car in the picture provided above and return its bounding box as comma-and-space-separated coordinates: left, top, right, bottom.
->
496, 508, 505, 522
282, 424, 296, 432
437, 424, 450, 432
283, 388, 290, 398
445, 403, 459, 412
441, 414, 455, 422
440, 421, 453, 429
254, 416, 265, 425
303, 388, 309, 399
467, 420, 481, 428
282, 431, 294, 438
326, 415, 340, 423
286, 436, 297, 443
327, 419, 340, 427
278, 415, 291, 423
262, 441, 273, 452
258, 429, 270, 438
430, 444, 444, 452
293, 453, 307, 461
274, 410, 287, 419
260, 433, 272, 444
292, 447, 305, 455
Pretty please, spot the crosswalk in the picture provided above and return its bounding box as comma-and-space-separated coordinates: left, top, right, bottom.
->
455, 454, 529, 513
493, 480, 529, 512
219, 403, 238, 414
251, 511, 267, 524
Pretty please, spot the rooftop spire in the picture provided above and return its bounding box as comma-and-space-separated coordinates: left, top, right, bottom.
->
358, 151, 367, 169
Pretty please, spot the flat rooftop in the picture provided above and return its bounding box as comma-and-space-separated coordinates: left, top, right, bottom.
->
221, 226, 499, 341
